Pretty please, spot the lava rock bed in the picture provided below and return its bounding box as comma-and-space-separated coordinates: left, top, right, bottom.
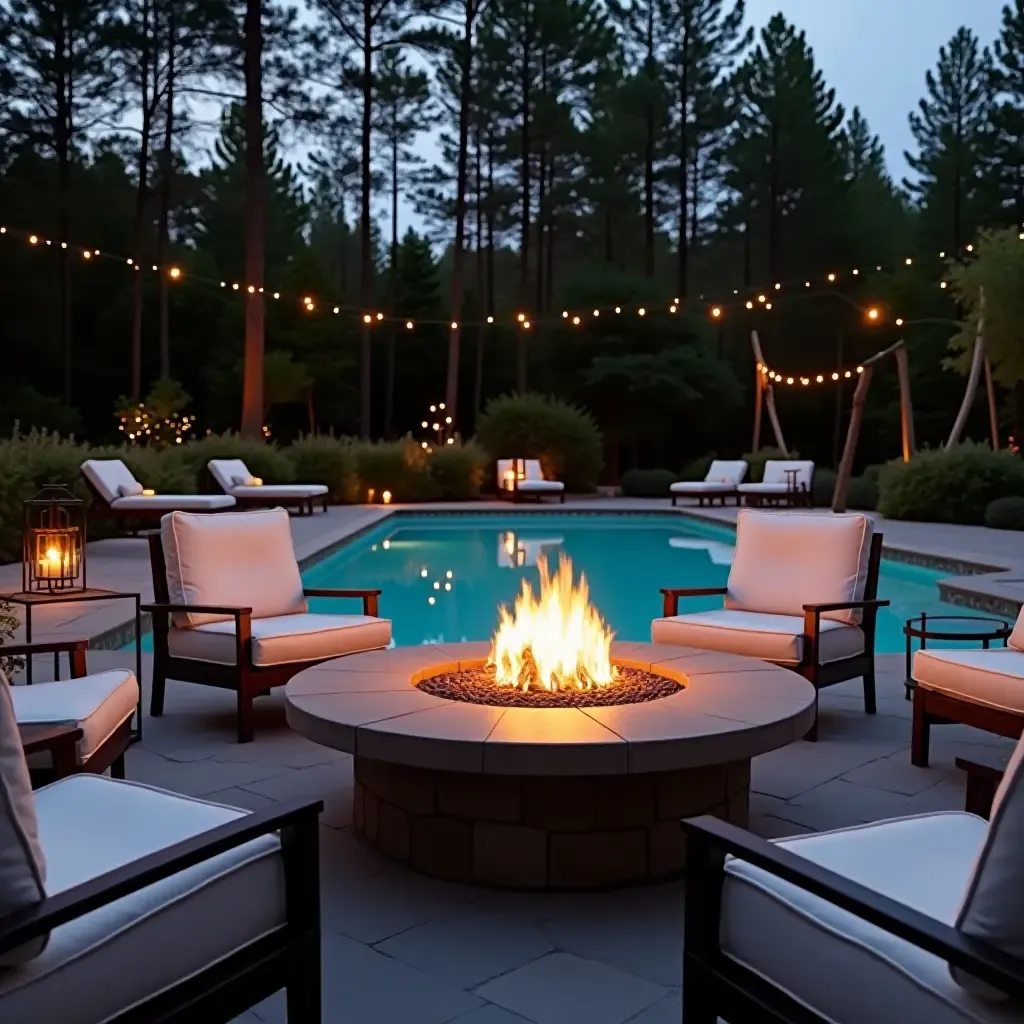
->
416, 665, 682, 708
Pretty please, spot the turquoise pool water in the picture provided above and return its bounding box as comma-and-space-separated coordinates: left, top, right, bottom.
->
297, 514, 979, 653
128, 513, 986, 653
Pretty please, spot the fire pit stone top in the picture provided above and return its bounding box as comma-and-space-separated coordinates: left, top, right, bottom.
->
285, 641, 816, 777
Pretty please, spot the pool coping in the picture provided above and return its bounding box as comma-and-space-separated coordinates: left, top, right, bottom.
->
92, 505, 1023, 650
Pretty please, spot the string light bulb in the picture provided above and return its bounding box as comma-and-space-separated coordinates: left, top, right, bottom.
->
614, 306, 621, 314
168, 266, 181, 279
406, 321, 414, 329
827, 273, 836, 282
866, 307, 880, 321
572, 315, 581, 325
376, 312, 383, 321
758, 294, 766, 303
638, 307, 646, 316
745, 301, 753, 310
487, 316, 494, 324
561, 311, 568, 319
83, 250, 92, 260
711, 307, 722, 319
362, 314, 372, 324
593, 309, 600, 317
451, 321, 458, 329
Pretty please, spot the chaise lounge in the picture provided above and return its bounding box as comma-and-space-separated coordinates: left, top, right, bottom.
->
497, 459, 566, 503
682, 737, 1024, 1023
144, 507, 391, 742
0, 673, 323, 1023
737, 459, 815, 507
653, 510, 888, 741
208, 458, 329, 515
81, 458, 235, 529
669, 460, 748, 506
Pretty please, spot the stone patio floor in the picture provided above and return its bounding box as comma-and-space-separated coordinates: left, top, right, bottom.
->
3, 498, 1021, 1023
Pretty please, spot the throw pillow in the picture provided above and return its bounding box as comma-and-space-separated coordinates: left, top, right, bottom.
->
117, 482, 144, 498
0, 671, 48, 965
231, 475, 247, 487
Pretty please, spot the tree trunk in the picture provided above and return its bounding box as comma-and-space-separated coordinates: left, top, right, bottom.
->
833, 365, 874, 513
642, 5, 655, 278
239, 0, 265, 439
535, 143, 546, 314
946, 291, 986, 450
129, 0, 152, 402
750, 331, 788, 455
56, 13, 73, 406
984, 357, 1000, 451
518, 3, 532, 308
676, 16, 689, 297
473, 118, 485, 426
385, 115, 399, 438
446, 0, 475, 425
359, 3, 374, 439
155, 2, 175, 380
895, 343, 916, 461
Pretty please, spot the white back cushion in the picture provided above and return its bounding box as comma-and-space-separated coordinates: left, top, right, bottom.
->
0, 671, 48, 965
724, 510, 873, 625
524, 459, 546, 481
762, 460, 815, 489
160, 508, 307, 628
1008, 606, 1024, 653
706, 460, 748, 485
82, 460, 141, 504
497, 459, 547, 487
953, 732, 1024, 998
208, 458, 251, 492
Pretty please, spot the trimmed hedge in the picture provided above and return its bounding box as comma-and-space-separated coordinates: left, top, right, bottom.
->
620, 468, 678, 498
812, 469, 878, 511
427, 441, 488, 500
679, 453, 716, 481
985, 496, 1024, 531
476, 393, 603, 492
287, 434, 360, 503
175, 432, 296, 493
878, 444, 1024, 524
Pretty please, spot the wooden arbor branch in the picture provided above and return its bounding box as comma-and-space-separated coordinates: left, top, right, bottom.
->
946, 288, 985, 451
750, 331, 790, 456
833, 339, 910, 513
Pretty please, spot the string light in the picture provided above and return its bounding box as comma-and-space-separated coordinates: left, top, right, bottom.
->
168, 266, 181, 280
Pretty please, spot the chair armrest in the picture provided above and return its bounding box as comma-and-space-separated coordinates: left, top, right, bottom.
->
957, 757, 1005, 819
19, 723, 83, 757
683, 814, 1024, 999
303, 588, 382, 617
0, 638, 89, 658
659, 587, 727, 617
142, 602, 254, 616
0, 796, 323, 957
802, 599, 891, 614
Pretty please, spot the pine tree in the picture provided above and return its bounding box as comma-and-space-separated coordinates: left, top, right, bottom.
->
988, 1, 1024, 227
904, 27, 993, 256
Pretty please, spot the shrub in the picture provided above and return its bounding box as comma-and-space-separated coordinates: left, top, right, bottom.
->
846, 476, 879, 511
476, 393, 603, 492
679, 453, 716, 481
620, 468, 678, 497
862, 463, 884, 483
985, 495, 1024, 531
429, 441, 488, 500
287, 434, 360, 503
878, 443, 1024, 523
812, 469, 836, 506
176, 432, 296, 493
351, 438, 436, 502
741, 446, 796, 484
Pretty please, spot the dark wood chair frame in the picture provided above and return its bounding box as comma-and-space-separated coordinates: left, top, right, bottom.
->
660, 533, 888, 742
206, 467, 329, 516
496, 459, 566, 504
145, 533, 384, 744
912, 679, 1024, 768
5, 638, 133, 786
82, 474, 235, 535
681, 758, 1019, 1024
670, 488, 738, 508
0, 796, 323, 1024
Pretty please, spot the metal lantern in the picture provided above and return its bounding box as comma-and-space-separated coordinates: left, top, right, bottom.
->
22, 485, 86, 594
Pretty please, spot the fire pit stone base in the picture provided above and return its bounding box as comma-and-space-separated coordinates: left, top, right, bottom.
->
353, 754, 750, 889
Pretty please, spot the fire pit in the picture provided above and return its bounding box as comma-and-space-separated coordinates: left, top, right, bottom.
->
285, 558, 816, 889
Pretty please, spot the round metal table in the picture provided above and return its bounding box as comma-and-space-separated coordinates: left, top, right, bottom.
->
903, 613, 1012, 700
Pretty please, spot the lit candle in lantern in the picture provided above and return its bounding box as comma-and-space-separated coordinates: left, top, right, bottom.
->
382, 491, 392, 504
40, 546, 62, 577
367, 488, 376, 504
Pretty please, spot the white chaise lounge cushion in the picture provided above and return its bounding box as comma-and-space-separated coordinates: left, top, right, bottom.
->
953, 732, 1024, 998
0, 672, 47, 966
724, 509, 873, 625
913, 648, 1024, 715
739, 459, 815, 491
0, 775, 284, 1023
497, 459, 564, 493
168, 612, 393, 666
10, 670, 139, 765
161, 507, 307, 628
81, 459, 143, 505
208, 458, 254, 493
669, 481, 734, 494
651, 610, 864, 665
111, 493, 236, 511
721, 811, 1007, 1024
208, 458, 328, 500
670, 460, 748, 493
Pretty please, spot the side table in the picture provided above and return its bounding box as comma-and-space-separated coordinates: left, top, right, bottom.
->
5, 589, 143, 741
903, 613, 1012, 700
20, 723, 84, 783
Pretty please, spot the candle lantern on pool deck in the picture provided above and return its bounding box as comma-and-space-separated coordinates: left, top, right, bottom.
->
22, 485, 86, 594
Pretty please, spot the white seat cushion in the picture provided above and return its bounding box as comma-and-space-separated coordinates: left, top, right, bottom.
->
111, 494, 236, 511
10, 671, 138, 765
81, 459, 143, 506
914, 648, 1024, 715
231, 484, 328, 499
169, 612, 393, 667
762, 459, 815, 489
670, 481, 735, 493
161, 508, 307, 628
0, 775, 284, 1023
512, 480, 564, 493
721, 812, 1010, 1024
724, 509, 873, 625
705, 459, 748, 485
737, 482, 798, 494
651, 609, 863, 665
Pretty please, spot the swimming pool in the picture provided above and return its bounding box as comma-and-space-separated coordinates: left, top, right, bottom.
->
294, 513, 980, 653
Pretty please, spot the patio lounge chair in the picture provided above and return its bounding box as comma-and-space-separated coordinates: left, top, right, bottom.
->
3, 638, 137, 786
208, 458, 329, 515
0, 675, 322, 1023
736, 458, 815, 507
681, 741, 1024, 1024
144, 507, 391, 742
911, 611, 1024, 767
497, 459, 566, 503
653, 509, 888, 741
81, 458, 235, 528
669, 459, 748, 506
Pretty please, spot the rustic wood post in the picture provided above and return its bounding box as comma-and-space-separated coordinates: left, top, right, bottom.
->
984, 357, 1000, 450
833, 366, 873, 513
946, 289, 985, 451
750, 331, 790, 456
894, 342, 915, 461
752, 370, 764, 452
